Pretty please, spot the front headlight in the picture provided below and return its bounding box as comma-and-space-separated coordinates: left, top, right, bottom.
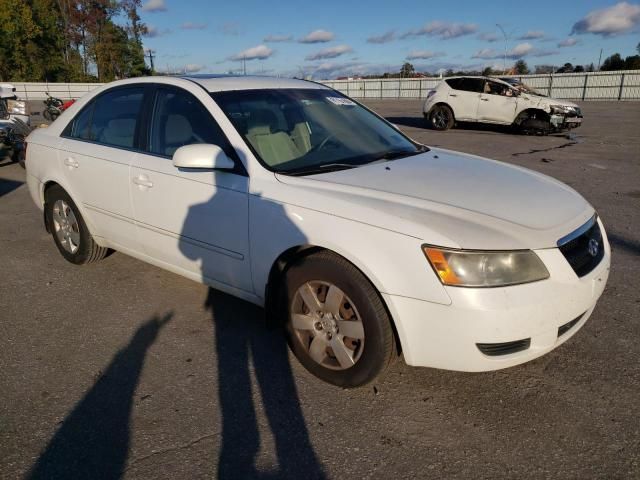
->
7, 99, 28, 116
423, 246, 549, 287
550, 104, 573, 115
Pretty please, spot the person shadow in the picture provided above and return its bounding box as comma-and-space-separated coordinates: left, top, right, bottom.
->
179, 169, 326, 480
27, 312, 173, 480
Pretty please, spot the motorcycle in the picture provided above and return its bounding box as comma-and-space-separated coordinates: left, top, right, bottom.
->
43, 92, 64, 122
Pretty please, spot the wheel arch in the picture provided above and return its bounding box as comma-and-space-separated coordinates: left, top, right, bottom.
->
514, 108, 550, 125
264, 244, 402, 355
41, 178, 97, 238
429, 102, 456, 120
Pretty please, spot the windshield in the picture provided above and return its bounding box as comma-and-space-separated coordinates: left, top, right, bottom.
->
501, 79, 545, 96
211, 88, 425, 175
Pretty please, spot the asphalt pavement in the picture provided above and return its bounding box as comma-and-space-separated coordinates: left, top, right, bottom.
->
1, 100, 639, 479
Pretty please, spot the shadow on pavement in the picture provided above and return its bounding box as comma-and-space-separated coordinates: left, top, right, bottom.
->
27, 313, 173, 480
0, 178, 23, 197
608, 233, 640, 256
205, 288, 326, 480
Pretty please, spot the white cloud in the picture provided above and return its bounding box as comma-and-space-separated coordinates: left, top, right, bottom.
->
472, 42, 536, 59
228, 45, 274, 61
518, 30, 545, 40
367, 31, 396, 44
402, 21, 478, 40
264, 34, 292, 42
478, 32, 500, 42
144, 25, 171, 37
406, 50, 446, 60
181, 22, 207, 30
299, 29, 335, 43
572, 2, 640, 36
305, 45, 352, 61
141, 0, 166, 13
558, 38, 579, 48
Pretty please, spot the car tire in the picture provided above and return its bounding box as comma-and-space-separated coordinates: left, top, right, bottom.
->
519, 118, 551, 136
44, 185, 108, 265
428, 105, 455, 131
283, 251, 395, 388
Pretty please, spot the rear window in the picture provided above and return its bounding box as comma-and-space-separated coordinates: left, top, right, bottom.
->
445, 78, 484, 93
65, 87, 144, 149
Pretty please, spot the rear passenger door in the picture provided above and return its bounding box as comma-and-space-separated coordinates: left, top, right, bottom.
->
60, 86, 145, 251
130, 86, 253, 294
445, 78, 483, 121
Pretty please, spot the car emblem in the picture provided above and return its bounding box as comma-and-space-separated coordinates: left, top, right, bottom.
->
588, 238, 599, 257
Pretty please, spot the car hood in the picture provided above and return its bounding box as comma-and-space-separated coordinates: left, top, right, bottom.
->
527, 95, 579, 109
273, 148, 594, 250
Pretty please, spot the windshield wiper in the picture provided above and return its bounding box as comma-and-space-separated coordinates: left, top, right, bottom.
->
285, 163, 357, 176
370, 146, 428, 162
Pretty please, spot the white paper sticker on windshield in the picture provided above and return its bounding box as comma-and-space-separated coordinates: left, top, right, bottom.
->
326, 96, 356, 106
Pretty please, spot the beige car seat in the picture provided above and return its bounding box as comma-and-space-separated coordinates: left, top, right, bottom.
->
246, 109, 302, 166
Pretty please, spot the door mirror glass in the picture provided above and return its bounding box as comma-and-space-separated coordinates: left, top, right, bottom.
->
172, 144, 235, 170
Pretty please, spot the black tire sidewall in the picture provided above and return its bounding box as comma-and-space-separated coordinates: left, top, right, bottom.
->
283, 254, 393, 388
430, 105, 453, 130
45, 187, 94, 264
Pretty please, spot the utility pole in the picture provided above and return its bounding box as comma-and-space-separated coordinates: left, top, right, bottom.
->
145, 49, 155, 73
243, 55, 246, 75
597, 48, 603, 71
496, 24, 508, 74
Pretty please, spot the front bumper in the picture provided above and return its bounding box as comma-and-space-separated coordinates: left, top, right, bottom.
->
385, 221, 610, 371
550, 113, 583, 130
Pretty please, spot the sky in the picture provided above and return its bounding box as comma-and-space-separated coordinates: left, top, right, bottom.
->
138, 0, 640, 78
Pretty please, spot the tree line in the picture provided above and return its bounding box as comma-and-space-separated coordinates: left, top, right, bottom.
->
0, 0, 149, 83
375, 44, 640, 79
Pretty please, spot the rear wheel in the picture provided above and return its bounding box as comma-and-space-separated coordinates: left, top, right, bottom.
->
429, 105, 454, 131
45, 185, 108, 265
283, 251, 395, 388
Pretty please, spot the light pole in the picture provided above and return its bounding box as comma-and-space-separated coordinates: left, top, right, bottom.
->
496, 23, 508, 74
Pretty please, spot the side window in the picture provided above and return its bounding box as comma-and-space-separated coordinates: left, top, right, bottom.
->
90, 88, 144, 148
445, 78, 463, 90
148, 88, 232, 158
484, 81, 510, 96
69, 102, 94, 140
459, 78, 485, 93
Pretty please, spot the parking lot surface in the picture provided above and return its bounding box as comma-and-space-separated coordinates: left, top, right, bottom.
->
1, 101, 639, 479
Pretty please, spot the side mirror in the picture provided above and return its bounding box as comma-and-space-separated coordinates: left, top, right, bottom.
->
172, 144, 235, 170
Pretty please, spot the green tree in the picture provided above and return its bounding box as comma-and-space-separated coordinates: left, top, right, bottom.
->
601, 53, 625, 71
514, 59, 529, 74
573, 65, 585, 73
624, 55, 640, 70
400, 62, 415, 78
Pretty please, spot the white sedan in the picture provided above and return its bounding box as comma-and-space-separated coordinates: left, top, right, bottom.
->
25, 75, 610, 387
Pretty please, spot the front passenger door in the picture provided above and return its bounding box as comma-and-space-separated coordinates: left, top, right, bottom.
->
130, 86, 253, 294
477, 80, 519, 124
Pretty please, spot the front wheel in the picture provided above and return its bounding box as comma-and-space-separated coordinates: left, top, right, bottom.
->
283, 251, 395, 388
428, 105, 455, 131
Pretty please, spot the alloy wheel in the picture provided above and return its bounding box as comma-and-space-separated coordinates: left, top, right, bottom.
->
290, 281, 365, 370
52, 199, 81, 253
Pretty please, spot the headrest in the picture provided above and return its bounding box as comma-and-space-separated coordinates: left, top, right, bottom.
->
165, 114, 193, 145
248, 108, 278, 133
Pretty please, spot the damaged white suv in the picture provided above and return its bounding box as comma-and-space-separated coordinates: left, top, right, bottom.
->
424, 76, 582, 133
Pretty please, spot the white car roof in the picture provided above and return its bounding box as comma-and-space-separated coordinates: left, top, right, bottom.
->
180, 74, 328, 92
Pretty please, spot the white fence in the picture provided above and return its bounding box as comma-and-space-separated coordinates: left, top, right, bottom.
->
7, 70, 640, 101
9, 82, 104, 100
322, 70, 640, 101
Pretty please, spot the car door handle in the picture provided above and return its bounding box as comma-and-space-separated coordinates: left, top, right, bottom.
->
64, 157, 79, 168
133, 175, 153, 188
481, 98, 489, 101
449, 94, 457, 97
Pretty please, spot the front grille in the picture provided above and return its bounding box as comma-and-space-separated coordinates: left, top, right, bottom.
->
558, 313, 585, 337
477, 338, 531, 357
558, 217, 604, 277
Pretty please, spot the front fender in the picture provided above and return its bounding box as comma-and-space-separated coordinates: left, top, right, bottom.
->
249, 194, 452, 306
